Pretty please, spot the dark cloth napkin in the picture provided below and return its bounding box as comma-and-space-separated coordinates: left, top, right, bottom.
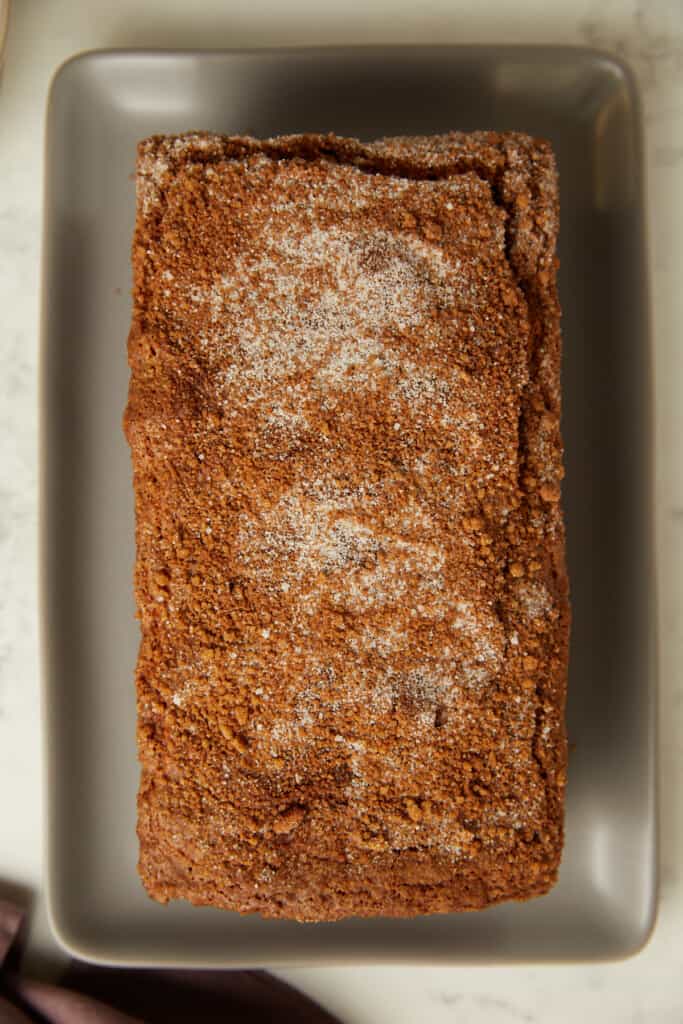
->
0, 901, 341, 1024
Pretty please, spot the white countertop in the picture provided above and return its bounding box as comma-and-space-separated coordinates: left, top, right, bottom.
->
1, 0, 682, 1020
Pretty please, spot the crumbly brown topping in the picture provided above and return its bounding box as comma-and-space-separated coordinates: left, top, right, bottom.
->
126, 131, 569, 921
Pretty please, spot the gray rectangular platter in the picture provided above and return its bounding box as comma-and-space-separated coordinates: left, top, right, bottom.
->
41, 46, 656, 965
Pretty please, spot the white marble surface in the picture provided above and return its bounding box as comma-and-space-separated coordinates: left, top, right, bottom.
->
1, 0, 682, 1020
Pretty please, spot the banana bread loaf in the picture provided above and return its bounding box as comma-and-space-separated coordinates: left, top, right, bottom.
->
124, 130, 569, 921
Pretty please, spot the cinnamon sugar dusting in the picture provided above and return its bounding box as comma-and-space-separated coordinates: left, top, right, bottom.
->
127, 130, 569, 921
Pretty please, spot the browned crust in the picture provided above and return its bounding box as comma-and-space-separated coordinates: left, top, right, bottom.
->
125, 131, 568, 921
